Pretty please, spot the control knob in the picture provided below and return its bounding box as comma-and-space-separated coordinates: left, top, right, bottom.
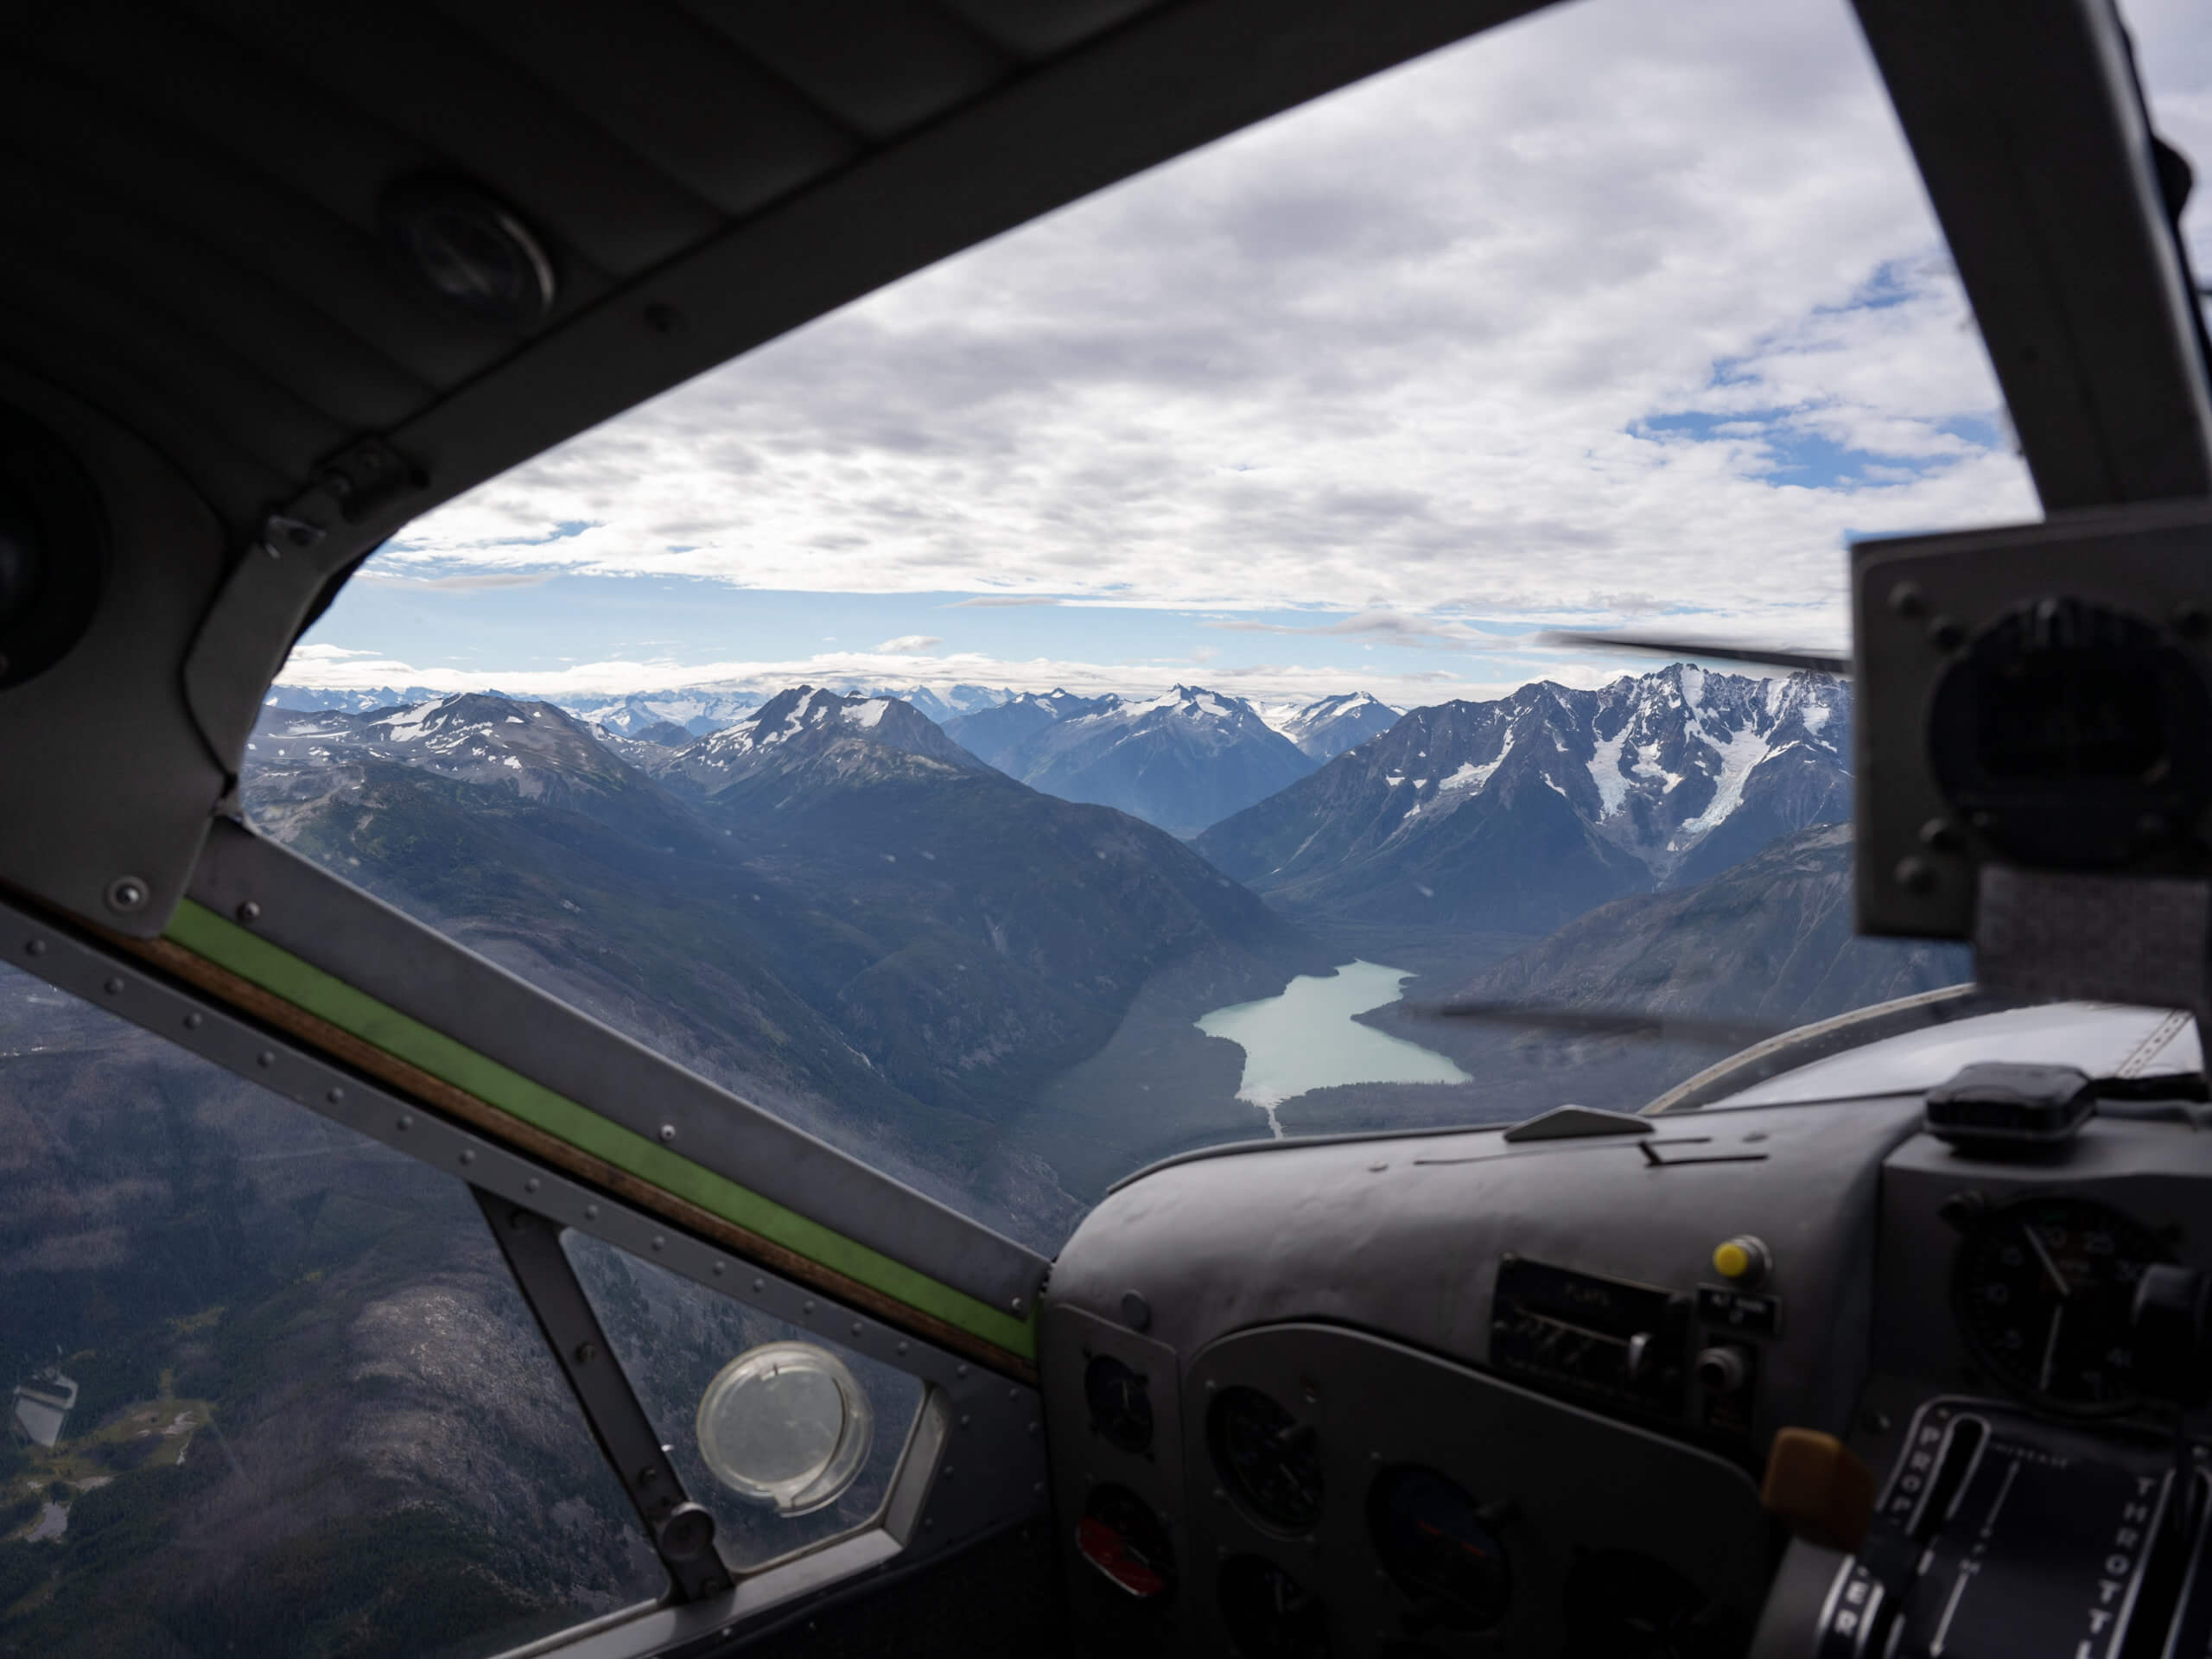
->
1694, 1344, 1749, 1395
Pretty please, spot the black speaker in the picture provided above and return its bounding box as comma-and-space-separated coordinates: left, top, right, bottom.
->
0, 406, 106, 690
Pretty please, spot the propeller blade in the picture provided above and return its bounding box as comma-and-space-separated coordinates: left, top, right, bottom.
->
1537, 631, 1852, 677
1415, 1008, 1778, 1044
1409, 998, 1783, 1047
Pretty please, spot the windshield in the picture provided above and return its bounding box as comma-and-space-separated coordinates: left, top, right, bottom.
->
245, 0, 2208, 1254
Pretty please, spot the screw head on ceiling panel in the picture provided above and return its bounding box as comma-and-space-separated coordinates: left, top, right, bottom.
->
236, 900, 261, 924
105, 876, 148, 912
658, 1123, 676, 1143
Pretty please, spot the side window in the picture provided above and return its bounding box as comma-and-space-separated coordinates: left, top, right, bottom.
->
0, 963, 664, 1654
562, 1230, 927, 1570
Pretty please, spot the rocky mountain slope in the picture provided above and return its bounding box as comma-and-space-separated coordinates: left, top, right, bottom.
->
1443, 821, 1967, 1033
1196, 666, 1850, 931
1283, 821, 1969, 1138
248, 690, 1324, 1238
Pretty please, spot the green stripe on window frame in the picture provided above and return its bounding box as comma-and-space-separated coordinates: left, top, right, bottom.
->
164, 897, 1037, 1359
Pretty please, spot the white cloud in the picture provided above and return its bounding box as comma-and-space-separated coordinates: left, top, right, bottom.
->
275, 639, 1742, 712
875, 634, 944, 653
287, 643, 385, 662
329, 0, 2209, 665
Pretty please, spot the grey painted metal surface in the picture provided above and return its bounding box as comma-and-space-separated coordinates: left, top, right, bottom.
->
0, 365, 228, 938
1049, 1001, 2212, 1653
0, 887, 1048, 1652
1849, 503, 2212, 943
187, 819, 1048, 1313
1711, 1002, 2198, 1109
1179, 1325, 1770, 1656
1046, 1090, 1925, 1580
1039, 1307, 1190, 1643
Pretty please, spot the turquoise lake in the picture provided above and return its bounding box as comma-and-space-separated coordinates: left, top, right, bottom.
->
1195, 959, 1472, 1135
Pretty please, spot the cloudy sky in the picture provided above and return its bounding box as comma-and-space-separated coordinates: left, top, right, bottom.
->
284, 0, 2210, 711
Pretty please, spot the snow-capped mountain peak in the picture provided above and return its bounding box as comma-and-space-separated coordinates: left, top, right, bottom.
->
664, 685, 985, 798
1266, 690, 1404, 759
1196, 666, 1853, 931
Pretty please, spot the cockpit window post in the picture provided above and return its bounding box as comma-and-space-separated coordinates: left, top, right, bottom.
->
472, 1188, 731, 1605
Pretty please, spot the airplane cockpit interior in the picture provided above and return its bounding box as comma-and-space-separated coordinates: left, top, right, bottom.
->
5, 1, 2212, 1655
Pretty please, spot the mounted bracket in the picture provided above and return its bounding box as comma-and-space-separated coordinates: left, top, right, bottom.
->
473, 1187, 733, 1603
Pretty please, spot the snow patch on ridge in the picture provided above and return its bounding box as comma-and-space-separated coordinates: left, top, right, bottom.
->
1588, 726, 1632, 816
1679, 724, 1773, 835
1439, 730, 1516, 796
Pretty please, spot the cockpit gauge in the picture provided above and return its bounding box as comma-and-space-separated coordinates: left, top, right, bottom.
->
1952, 1194, 2171, 1414
1209, 1385, 1324, 1533
1366, 1465, 1511, 1631
1083, 1354, 1154, 1454
1075, 1484, 1176, 1604
1217, 1554, 1330, 1658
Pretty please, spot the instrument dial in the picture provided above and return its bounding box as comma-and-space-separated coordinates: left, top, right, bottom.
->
1367, 1465, 1511, 1631
1952, 1194, 2171, 1414
1084, 1355, 1154, 1454
1209, 1385, 1324, 1532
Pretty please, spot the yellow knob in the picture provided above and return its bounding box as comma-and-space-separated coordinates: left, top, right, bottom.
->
1713, 1236, 1769, 1283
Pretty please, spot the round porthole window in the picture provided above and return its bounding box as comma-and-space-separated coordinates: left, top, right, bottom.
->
696, 1341, 874, 1516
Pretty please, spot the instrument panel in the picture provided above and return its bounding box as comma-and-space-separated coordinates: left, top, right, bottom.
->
1039, 1061, 2212, 1657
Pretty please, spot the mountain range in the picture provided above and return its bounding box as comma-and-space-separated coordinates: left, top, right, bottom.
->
240, 663, 1884, 1209
1197, 666, 1851, 932
247, 689, 1325, 1243
268, 680, 1409, 836
945, 686, 1325, 839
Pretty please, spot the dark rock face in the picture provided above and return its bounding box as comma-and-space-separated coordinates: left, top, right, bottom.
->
1197, 666, 1852, 931
1446, 820, 1969, 1033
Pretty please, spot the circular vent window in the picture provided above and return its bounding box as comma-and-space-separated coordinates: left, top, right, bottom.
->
696, 1341, 874, 1516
